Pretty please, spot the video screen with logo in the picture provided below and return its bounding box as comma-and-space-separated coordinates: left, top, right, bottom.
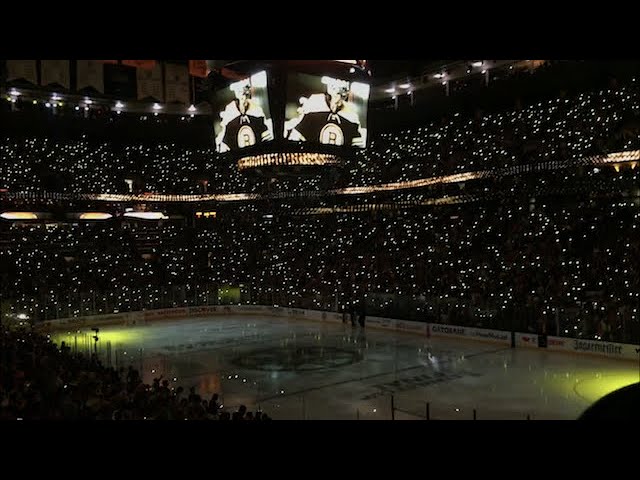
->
284, 73, 370, 148
213, 70, 274, 153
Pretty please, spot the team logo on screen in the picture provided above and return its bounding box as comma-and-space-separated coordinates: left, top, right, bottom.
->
237, 125, 257, 148
319, 123, 345, 145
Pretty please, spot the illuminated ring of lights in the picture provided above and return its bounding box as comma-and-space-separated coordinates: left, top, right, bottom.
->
231, 345, 362, 371
237, 152, 340, 171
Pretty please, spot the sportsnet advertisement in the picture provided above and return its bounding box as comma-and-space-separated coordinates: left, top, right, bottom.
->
546, 336, 639, 360
284, 73, 370, 148
213, 70, 274, 153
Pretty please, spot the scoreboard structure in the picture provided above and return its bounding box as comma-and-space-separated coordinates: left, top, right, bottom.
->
206, 60, 370, 174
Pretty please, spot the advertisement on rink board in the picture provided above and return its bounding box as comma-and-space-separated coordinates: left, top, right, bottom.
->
428, 324, 512, 345
515, 332, 539, 348
546, 336, 639, 360
395, 320, 429, 335
365, 316, 397, 331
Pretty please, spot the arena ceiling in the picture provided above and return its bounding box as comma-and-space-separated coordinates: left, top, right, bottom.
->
196, 59, 476, 102
198, 59, 525, 101
195, 59, 453, 82
367, 60, 453, 81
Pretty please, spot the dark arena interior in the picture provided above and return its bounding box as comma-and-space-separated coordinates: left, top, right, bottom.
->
1, 59, 640, 421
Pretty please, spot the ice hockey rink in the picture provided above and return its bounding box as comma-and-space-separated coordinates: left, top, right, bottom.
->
48, 315, 640, 420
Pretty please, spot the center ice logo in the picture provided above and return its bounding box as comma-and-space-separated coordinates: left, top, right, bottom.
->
232, 345, 362, 372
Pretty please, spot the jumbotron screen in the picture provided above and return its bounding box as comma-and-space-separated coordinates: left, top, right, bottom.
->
284, 73, 370, 148
213, 71, 274, 153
